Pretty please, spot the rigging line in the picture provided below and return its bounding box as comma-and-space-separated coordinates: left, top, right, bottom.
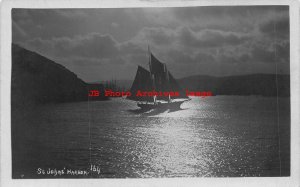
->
274, 20, 282, 176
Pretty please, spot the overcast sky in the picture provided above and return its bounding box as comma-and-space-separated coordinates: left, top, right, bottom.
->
12, 6, 289, 82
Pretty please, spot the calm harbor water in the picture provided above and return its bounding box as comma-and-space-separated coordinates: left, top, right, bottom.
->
12, 96, 290, 178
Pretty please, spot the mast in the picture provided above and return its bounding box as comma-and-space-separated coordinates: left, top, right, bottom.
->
164, 63, 171, 103
148, 45, 157, 104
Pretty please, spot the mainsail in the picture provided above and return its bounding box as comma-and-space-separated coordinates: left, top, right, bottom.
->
149, 53, 188, 101
150, 54, 168, 89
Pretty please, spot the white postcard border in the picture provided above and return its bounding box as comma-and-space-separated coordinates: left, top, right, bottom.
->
1, 0, 299, 187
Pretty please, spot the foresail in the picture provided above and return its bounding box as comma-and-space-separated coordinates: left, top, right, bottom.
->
168, 72, 189, 99
127, 66, 153, 101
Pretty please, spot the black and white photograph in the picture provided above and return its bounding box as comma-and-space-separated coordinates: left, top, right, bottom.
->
1, 0, 299, 186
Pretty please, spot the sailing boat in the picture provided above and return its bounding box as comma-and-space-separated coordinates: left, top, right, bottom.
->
127, 47, 189, 110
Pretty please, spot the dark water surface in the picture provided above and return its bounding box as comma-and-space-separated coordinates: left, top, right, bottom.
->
12, 96, 290, 178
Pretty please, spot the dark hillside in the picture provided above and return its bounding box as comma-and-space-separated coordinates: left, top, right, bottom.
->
179, 74, 290, 97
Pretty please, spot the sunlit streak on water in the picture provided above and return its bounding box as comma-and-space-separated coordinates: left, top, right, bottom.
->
13, 96, 290, 178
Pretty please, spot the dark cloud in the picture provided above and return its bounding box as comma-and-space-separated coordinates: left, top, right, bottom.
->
194, 52, 216, 64
12, 8, 157, 43
12, 9, 88, 41
12, 20, 28, 42
119, 42, 145, 55
248, 41, 289, 64
276, 42, 289, 62
179, 27, 250, 48
251, 46, 275, 64
12, 6, 290, 82
259, 16, 289, 38
139, 27, 175, 45
174, 6, 288, 21
25, 33, 120, 59
167, 50, 196, 65
216, 53, 251, 65
71, 33, 119, 58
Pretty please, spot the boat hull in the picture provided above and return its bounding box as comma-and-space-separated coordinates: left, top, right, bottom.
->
137, 101, 185, 110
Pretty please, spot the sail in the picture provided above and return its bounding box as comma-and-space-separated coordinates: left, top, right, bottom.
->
127, 50, 189, 102
150, 54, 166, 75
149, 54, 169, 101
168, 72, 189, 99
149, 53, 188, 100
127, 66, 153, 101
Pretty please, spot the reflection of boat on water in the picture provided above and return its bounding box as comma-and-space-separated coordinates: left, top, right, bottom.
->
127, 46, 189, 110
